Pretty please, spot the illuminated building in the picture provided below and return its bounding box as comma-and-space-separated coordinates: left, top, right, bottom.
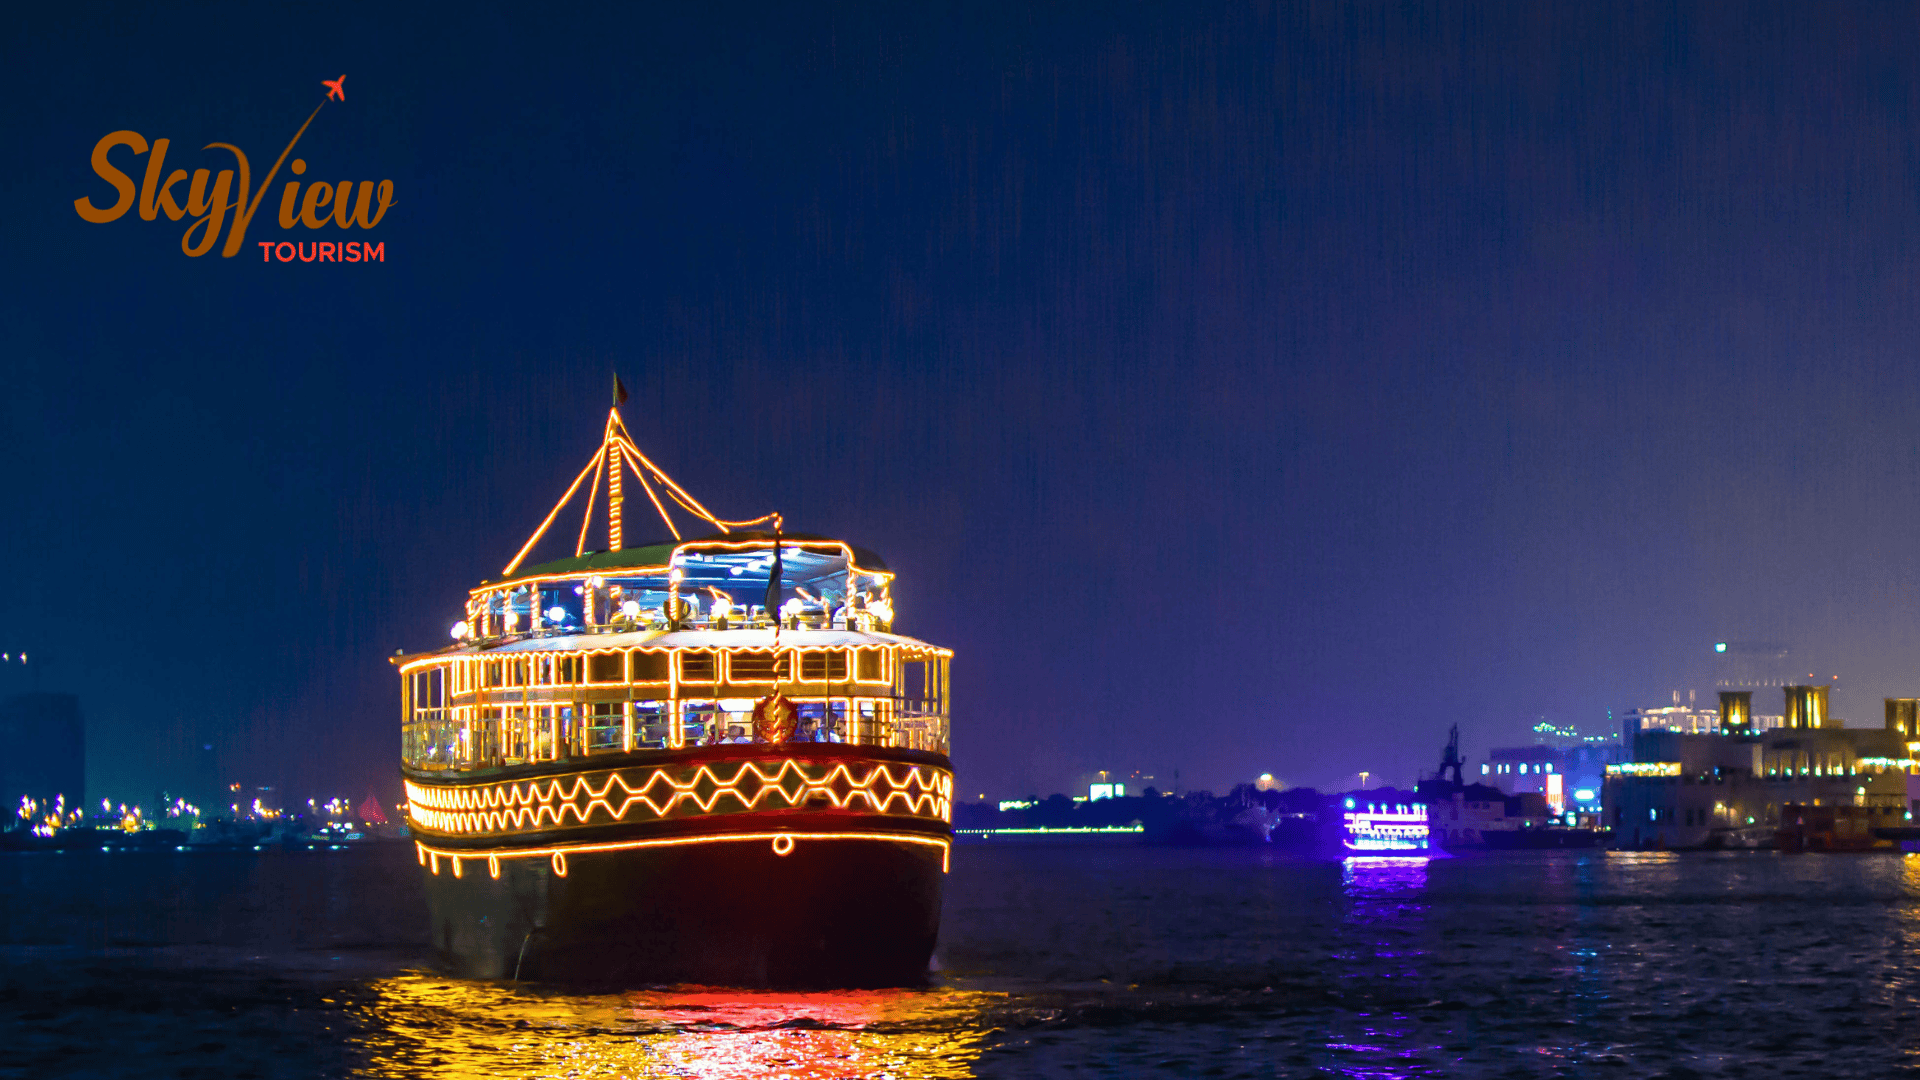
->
0, 693, 83, 813
393, 403, 952, 985
1604, 687, 1919, 849
1479, 743, 1620, 819
1421, 726, 1604, 846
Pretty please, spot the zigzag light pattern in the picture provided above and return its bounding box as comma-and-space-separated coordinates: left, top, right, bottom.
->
406, 759, 951, 836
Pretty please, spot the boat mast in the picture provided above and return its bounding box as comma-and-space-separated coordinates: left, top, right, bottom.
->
498, 399, 781, 577
608, 377, 624, 551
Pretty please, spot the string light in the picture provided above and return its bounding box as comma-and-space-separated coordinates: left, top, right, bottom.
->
608, 429, 623, 552
415, 829, 951, 877
404, 758, 952, 835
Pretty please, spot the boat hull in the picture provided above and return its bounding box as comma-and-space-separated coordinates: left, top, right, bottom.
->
419, 831, 943, 986
404, 745, 953, 986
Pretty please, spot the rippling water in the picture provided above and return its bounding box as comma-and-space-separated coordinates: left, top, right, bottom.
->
6, 843, 1920, 1077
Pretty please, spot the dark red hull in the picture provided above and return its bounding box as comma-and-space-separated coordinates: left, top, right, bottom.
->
405, 744, 952, 987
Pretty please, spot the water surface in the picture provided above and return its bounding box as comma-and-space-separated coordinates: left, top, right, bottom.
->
5, 844, 1919, 1077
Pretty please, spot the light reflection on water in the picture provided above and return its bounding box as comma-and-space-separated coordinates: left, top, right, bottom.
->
1324, 857, 1433, 1079
353, 977, 993, 1079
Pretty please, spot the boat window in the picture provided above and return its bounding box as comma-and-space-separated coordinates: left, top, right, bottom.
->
632, 701, 671, 749
902, 659, 928, 700
531, 705, 559, 761
410, 668, 444, 709
799, 650, 850, 681
630, 651, 670, 682
585, 702, 624, 753
587, 651, 625, 684
680, 651, 718, 683
730, 650, 780, 682
856, 648, 882, 681
496, 706, 526, 764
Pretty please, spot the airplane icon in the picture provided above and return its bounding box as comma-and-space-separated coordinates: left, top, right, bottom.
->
322, 75, 345, 101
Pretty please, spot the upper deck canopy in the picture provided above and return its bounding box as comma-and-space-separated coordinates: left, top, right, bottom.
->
489, 532, 890, 592
437, 404, 907, 649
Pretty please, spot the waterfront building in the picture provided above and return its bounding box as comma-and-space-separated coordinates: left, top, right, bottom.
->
1478, 743, 1621, 819
0, 693, 83, 812
1603, 688, 1918, 849
1420, 725, 1600, 845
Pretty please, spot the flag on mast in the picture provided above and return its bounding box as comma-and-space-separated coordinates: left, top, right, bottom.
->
613, 373, 628, 406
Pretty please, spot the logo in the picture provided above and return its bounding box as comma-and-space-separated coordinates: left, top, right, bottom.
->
73, 75, 393, 261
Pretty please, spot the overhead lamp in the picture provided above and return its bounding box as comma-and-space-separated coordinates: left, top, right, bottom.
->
547, 606, 567, 622
620, 600, 641, 618
450, 621, 468, 639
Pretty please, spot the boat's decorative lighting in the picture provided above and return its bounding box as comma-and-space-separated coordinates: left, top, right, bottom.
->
1343, 804, 1430, 852
417, 830, 951, 877
547, 606, 567, 622
449, 621, 468, 640
404, 760, 953, 835
620, 600, 641, 618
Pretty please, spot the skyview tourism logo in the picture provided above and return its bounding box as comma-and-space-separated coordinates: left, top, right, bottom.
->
73, 75, 393, 261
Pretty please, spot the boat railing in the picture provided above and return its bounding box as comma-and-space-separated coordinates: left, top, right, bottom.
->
403, 697, 947, 772
471, 607, 890, 644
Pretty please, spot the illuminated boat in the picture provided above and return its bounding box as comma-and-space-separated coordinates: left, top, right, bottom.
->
392, 404, 953, 986
1330, 794, 1432, 858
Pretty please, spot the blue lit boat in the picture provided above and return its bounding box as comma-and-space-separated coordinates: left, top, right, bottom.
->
392, 404, 953, 986
1328, 794, 1433, 858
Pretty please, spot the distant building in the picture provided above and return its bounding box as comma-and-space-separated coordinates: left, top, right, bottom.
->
1604, 688, 1918, 849
1078, 768, 1160, 801
1479, 743, 1623, 819
1622, 687, 1787, 738
0, 693, 84, 812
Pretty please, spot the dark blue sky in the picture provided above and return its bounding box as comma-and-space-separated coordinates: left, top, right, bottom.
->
8, 3, 1920, 802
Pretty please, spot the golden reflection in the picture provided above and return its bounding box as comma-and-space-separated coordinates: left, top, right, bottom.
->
353, 975, 993, 1078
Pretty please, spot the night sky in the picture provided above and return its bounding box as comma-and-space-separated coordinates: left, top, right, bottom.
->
9, 3, 1920, 805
